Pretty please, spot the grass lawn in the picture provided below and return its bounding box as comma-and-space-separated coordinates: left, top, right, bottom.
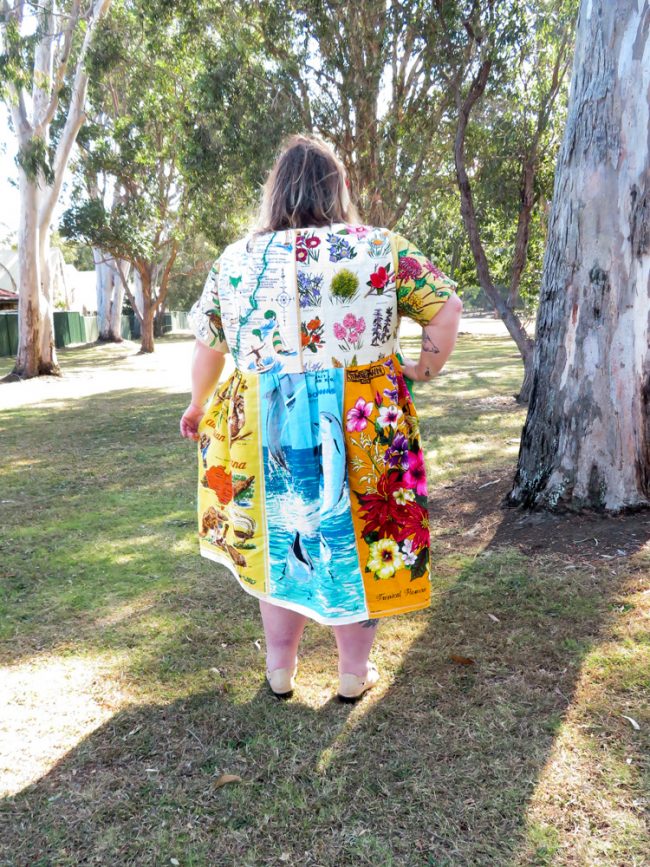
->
0, 333, 648, 866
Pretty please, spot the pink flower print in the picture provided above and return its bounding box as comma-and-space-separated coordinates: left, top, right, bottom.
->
378, 404, 403, 430
403, 450, 427, 497
423, 259, 445, 279
346, 398, 374, 432
334, 315, 365, 352
374, 390, 383, 407
346, 224, 371, 239
397, 255, 423, 281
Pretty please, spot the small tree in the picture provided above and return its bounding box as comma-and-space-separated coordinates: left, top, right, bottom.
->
508, 0, 650, 513
0, 0, 111, 378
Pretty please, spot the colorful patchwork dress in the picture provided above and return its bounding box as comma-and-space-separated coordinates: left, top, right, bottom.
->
188, 223, 458, 625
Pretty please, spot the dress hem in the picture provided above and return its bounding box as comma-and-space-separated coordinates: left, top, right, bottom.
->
198, 545, 429, 625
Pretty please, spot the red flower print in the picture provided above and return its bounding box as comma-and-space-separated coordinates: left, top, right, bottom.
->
369, 266, 390, 289
305, 236, 321, 249
357, 471, 404, 539
398, 502, 430, 549
205, 465, 233, 505
307, 318, 321, 331
397, 255, 422, 280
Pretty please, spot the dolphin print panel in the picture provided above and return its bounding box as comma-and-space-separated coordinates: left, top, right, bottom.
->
191, 223, 458, 625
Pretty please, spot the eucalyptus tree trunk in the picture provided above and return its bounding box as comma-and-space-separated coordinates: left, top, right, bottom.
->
3, 0, 112, 379
93, 249, 128, 341
508, 0, 650, 513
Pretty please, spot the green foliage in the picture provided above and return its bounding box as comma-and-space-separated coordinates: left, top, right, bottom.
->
330, 268, 359, 299
16, 136, 54, 185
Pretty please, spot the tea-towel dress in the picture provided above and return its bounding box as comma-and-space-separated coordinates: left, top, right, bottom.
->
188, 223, 458, 625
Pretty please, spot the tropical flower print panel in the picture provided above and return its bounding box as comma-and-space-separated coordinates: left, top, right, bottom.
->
343, 353, 431, 617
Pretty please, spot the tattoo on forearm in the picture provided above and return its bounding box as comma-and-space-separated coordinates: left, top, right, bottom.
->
361, 618, 379, 628
422, 332, 440, 354
424, 368, 431, 378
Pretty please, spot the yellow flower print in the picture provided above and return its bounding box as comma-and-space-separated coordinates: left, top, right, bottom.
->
367, 538, 405, 580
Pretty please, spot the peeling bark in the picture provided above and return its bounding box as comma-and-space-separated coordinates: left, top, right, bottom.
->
508, 0, 650, 514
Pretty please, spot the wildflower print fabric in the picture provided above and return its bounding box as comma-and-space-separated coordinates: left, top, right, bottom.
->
188, 222, 458, 624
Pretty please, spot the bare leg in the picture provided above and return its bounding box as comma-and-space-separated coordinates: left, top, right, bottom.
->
332, 618, 380, 678
258, 599, 308, 671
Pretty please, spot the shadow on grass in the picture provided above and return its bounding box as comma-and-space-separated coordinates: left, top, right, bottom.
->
1, 545, 643, 865
1, 377, 648, 864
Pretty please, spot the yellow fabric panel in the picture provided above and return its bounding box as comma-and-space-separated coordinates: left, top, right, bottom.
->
391, 232, 459, 326
343, 354, 432, 618
196, 370, 267, 592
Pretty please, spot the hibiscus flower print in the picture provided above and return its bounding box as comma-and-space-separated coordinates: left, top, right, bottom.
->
377, 404, 403, 429
403, 449, 427, 496
366, 538, 405, 580
346, 398, 373, 432
334, 314, 366, 351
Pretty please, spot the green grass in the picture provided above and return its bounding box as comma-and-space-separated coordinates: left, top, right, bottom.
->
0, 334, 648, 866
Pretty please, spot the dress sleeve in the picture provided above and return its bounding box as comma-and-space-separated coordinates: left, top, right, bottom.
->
391, 233, 459, 326
187, 257, 229, 353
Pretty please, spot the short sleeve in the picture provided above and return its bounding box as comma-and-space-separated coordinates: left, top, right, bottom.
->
391, 233, 459, 326
187, 257, 229, 353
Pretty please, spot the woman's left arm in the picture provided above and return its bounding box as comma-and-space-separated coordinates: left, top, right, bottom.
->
401, 293, 463, 382
180, 340, 227, 440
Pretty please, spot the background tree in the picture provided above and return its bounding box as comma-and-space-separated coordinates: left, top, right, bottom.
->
252, 0, 574, 400
508, 0, 650, 513
447, 0, 575, 400
0, 0, 111, 378
63, 0, 300, 352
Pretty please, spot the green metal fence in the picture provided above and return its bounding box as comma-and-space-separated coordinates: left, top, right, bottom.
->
0, 310, 191, 357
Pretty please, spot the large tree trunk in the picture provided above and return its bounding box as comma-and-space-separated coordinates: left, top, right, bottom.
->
508, 0, 650, 514
94, 249, 127, 341
14, 168, 44, 378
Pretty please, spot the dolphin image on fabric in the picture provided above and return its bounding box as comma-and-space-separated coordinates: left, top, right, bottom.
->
319, 410, 346, 518
284, 530, 315, 582
265, 375, 300, 469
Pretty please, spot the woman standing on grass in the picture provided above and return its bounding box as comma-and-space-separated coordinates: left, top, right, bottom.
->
180, 134, 462, 702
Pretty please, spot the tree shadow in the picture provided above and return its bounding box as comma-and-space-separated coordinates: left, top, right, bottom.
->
1, 543, 642, 865
2, 386, 648, 864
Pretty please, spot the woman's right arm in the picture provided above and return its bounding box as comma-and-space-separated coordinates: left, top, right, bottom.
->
401, 292, 463, 382
180, 340, 227, 441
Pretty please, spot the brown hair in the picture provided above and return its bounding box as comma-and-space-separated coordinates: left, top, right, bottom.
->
256, 134, 360, 232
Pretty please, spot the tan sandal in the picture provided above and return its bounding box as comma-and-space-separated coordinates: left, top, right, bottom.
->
266, 660, 298, 699
337, 661, 380, 703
